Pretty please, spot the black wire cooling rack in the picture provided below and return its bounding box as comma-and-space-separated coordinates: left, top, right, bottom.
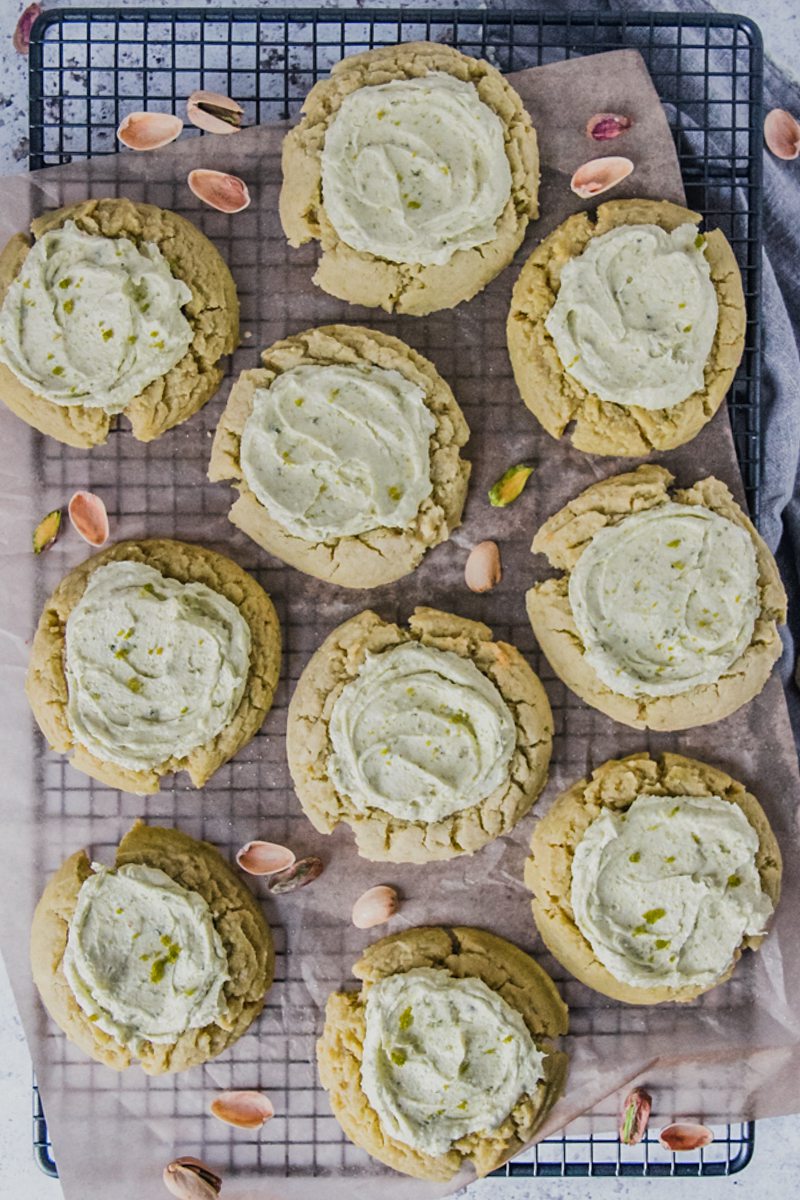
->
26, 6, 764, 1182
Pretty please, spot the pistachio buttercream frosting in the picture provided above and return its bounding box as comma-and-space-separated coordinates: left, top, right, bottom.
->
0, 220, 193, 413
571, 793, 773, 990
62, 863, 228, 1051
327, 642, 517, 824
320, 72, 513, 267
64, 560, 251, 771
544, 222, 718, 411
239, 362, 436, 541
360, 967, 546, 1156
569, 502, 759, 698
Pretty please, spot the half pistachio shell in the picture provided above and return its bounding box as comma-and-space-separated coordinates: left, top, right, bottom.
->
163, 1156, 221, 1200
267, 855, 323, 894
764, 108, 800, 160
352, 885, 399, 930
188, 169, 251, 213
13, 3, 41, 55
620, 1086, 652, 1146
117, 111, 183, 151
570, 155, 634, 198
586, 112, 633, 141
187, 90, 244, 135
236, 841, 296, 877
33, 509, 62, 554
465, 541, 502, 593
658, 1122, 714, 1152
210, 1090, 275, 1130
68, 491, 109, 547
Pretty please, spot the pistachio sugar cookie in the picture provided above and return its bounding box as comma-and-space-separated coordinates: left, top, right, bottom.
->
30, 822, 274, 1073
318, 926, 568, 1180
26, 538, 281, 795
507, 199, 745, 455
287, 607, 552, 862
209, 325, 470, 588
0, 198, 239, 448
280, 42, 539, 315
526, 753, 781, 1005
526, 465, 786, 730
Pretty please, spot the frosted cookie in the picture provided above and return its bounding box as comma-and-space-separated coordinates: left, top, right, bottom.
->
0, 198, 238, 448
287, 607, 552, 862
209, 325, 470, 588
317, 926, 568, 1180
26, 538, 281, 794
507, 199, 746, 455
30, 822, 274, 1073
280, 42, 539, 315
526, 753, 781, 1004
526, 465, 786, 730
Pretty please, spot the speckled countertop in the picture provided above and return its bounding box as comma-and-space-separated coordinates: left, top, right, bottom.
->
1, 0, 799, 1196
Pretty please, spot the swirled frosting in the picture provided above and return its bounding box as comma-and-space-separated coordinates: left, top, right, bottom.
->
327, 642, 516, 823
360, 967, 545, 1155
320, 72, 512, 266
63, 863, 228, 1050
65, 560, 251, 771
0, 220, 193, 413
240, 363, 436, 541
568, 502, 759, 697
545, 223, 718, 410
571, 793, 773, 990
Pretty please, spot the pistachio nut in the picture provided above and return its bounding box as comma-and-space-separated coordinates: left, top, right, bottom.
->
267, 855, 323, 894
210, 1090, 274, 1129
163, 1156, 221, 1199
488, 464, 533, 507
33, 508, 62, 554
586, 112, 633, 141
465, 540, 502, 593
187, 90, 244, 135
619, 1086, 652, 1146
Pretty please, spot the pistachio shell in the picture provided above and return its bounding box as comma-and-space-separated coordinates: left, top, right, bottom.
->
13, 3, 41, 55
586, 112, 633, 141
163, 1156, 221, 1200
620, 1086, 652, 1146
488, 464, 534, 507
764, 108, 800, 160
117, 111, 183, 151
187, 90, 244, 135
210, 1089, 275, 1129
267, 855, 323, 894
658, 1122, 714, 1152
570, 155, 634, 199
236, 841, 296, 876
33, 509, 62, 554
68, 491, 109, 547
352, 885, 399, 930
465, 541, 502, 593
188, 169, 251, 213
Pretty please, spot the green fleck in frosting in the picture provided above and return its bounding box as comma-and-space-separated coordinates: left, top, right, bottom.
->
569, 502, 759, 698
545, 223, 718, 410
327, 642, 516, 823
64, 560, 251, 771
321, 73, 512, 267
570, 793, 772, 990
360, 967, 545, 1156
240, 363, 435, 541
62, 863, 228, 1050
0, 220, 192, 413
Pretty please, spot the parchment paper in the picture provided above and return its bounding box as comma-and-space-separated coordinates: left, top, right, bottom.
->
0, 48, 799, 1200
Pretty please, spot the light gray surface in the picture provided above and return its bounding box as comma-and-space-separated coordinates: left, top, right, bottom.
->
1, 0, 800, 1196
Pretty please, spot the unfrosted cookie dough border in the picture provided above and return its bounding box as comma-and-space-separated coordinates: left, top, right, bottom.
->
287, 606, 553, 862
279, 41, 539, 316
317, 925, 568, 1180
525, 752, 782, 1005
0, 197, 239, 449
526, 464, 786, 731
25, 537, 281, 795
208, 324, 471, 588
507, 198, 746, 455
30, 821, 274, 1074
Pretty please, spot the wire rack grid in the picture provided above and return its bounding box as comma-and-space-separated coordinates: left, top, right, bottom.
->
24, 6, 763, 1185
